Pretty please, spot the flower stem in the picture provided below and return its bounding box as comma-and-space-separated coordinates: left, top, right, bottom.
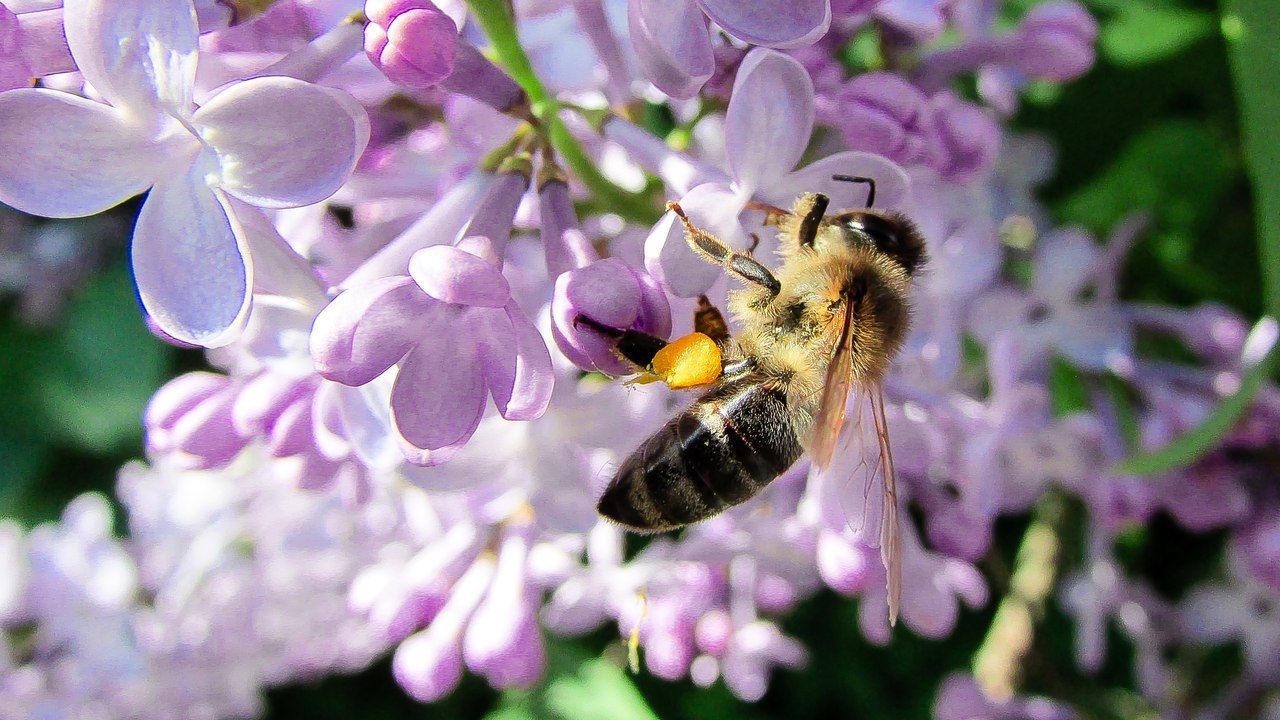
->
1114, 0, 1280, 475
973, 494, 1063, 701
465, 0, 660, 225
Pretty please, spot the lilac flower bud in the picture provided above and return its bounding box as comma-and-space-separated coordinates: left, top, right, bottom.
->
144, 372, 251, 469
834, 73, 936, 169
393, 552, 496, 702
551, 257, 672, 375
1012, 1, 1098, 81
463, 523, 546, 689
930, 91, 1001, 182
365, 0, 459, 89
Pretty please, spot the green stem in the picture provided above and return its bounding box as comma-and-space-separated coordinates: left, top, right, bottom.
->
465, 0, 660, 225
1114, 0, 1280, 475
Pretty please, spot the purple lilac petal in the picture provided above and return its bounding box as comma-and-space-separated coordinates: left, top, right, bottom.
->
601, 117, 729, 196
930, 92, 1000, 182
538, 177, 597, 276
0, 89, 165, 217
13, 8, 75, 80
194, 77, 370, 208
144, 372, 229, 454
495, 304, 555, 420
132, 170, 251, 348
875, 0, 951, 41
1033, 228, 1098, 302
697, 0, 830, 48
0, 4, 30, 90
628, 0, 714, 99
365, 0, 459, 89
773, 151, 913, 212
835, 73, 935, 168
391, 321, 487, 456
310, 276, 440, 386
409, 245, 512, 307
724, 49, 814, 196
552, 258, 647, 375
62, 0, 197, 123
1014, 1, 1098, 80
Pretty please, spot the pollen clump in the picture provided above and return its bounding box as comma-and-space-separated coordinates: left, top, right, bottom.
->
649, 332, 722, 389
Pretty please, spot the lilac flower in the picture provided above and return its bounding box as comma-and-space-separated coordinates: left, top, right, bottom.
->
913, 2, 1098, 114
551, 258, 673, 375
830, 73, 1001, 183
0, 0, 369, 346
934, 673, 1077, 720
311, 236, 554, 465
643, 48, 911, 297
628, 0, 831, 98
970, 226, 1133, 373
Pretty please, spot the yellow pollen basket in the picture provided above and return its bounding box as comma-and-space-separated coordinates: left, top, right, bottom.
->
647, 332, 722, 389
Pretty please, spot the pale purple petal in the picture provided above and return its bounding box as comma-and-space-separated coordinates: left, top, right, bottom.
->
194, 76, 370, 208
144, 371, 229, 455
646, 183, 746, 298
310, 276, 439, 387
725, 49, 813, 196
696, 0, 830, 48
875, 0, 949, 41
132, 171, 250, 348
1051, 305, 1131, 371
0, 5, 31, 90
0, 89, 164, 217
833, 73, 935, 168
409, 245, 511, 307
62, 0, 197, 120
628, 0, 714, 99
1033, 228, 1099, 302
968, 288, 1032, 344
492, 305, 554, 421
773, 151, 912, 212
551, 258, 649, 375
391, 327, 487, 456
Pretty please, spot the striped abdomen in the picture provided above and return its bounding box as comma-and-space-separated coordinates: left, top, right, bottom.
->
597, 375, 803, 532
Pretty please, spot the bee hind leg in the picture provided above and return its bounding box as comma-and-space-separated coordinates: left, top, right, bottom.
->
694, 295, 730, 343
573, 315, 667, 368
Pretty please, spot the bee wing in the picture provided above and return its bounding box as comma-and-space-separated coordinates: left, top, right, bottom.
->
809, 295, 857, 470
869, 381, 902, 626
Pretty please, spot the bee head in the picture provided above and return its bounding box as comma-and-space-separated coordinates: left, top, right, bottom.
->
838, 210, 926, 277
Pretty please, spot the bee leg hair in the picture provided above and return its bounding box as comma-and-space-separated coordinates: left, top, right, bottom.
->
667, 202, 781, 298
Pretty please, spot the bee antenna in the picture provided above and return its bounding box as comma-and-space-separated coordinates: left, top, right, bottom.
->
831, 174, 876, 208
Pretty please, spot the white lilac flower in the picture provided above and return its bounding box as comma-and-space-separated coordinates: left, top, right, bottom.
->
0, 0, 369, 346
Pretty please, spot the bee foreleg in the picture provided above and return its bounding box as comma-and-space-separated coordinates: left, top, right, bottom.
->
667, 201, 781, 298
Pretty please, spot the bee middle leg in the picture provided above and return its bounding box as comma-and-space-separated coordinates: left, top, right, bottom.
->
668, 201, 780, 299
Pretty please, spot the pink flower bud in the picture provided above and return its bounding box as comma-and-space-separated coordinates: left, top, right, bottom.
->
364, 0, 459, 89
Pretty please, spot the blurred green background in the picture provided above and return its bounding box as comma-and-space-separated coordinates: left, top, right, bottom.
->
0, 0, 1273, 717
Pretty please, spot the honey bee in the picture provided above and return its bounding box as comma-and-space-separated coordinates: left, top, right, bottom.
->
578, 176, 925, 623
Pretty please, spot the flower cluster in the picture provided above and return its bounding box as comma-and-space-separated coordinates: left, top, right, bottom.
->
0, 0, 1276, 718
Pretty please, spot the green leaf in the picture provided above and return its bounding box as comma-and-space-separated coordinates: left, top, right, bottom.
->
544, 659, 659, 720
1115, 0, 1280, 474
1100, 5, 1214, 66
34, 264, 169, 452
